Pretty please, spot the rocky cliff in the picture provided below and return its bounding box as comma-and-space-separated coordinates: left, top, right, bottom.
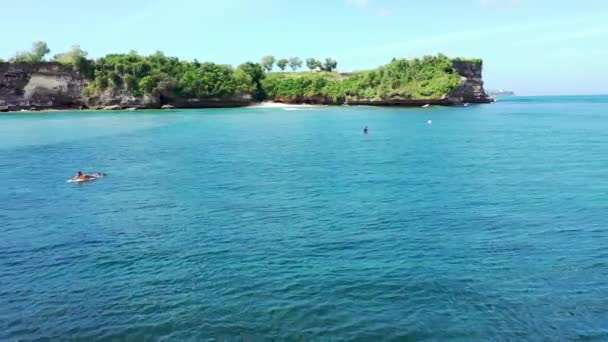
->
0, 62, 87, 111
447, 60, 490, 103
267, 59, 491, 106
84, 89, 253, 109
0, 59, 490, 111
0, 62, 253, 111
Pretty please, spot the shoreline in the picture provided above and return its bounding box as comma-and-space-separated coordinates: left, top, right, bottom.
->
247, 101, 324, 109
0, 99, 493, 113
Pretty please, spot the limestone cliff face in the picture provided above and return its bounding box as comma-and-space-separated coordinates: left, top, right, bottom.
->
447, 60, 490, 103
84, 89, 161, 109
84, 91, 253, 110
157, 93, 254, 108
0, 62, 87, 110
0, 62, 253, 111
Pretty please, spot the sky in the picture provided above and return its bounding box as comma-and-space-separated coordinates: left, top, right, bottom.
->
1, 0, 607, 95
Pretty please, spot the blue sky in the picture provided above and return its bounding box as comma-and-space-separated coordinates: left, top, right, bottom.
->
2, 0, 607, 95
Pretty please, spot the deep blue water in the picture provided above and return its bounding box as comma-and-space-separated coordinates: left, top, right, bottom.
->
1, 96, 608, 341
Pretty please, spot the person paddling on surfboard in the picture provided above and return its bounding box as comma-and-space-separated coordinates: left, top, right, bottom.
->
72, 170, 95, 181
363, 126, 368, 134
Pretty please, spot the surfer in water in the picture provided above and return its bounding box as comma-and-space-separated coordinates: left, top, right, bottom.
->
72, 170, 95, 182
71, 170, 105, 182
363, 126, 368, 134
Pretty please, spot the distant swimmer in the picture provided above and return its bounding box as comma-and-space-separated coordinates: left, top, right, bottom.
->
363, 126, 368, 134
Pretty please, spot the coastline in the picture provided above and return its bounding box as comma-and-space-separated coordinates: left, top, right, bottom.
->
0, 98, 494, 113
247, 101, 323, 109
1, 57, 492, 113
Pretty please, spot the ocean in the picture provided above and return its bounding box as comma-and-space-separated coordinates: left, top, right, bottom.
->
1, 96, 607, 340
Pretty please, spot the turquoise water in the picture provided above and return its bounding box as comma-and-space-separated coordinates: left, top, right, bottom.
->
1, 96, 608, 341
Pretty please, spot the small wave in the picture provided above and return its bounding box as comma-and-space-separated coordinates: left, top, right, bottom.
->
248, 102, 321, 109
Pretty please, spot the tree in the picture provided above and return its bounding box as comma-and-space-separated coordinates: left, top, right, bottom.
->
30, 41, 50, 62
306, 58, 321, 71
177, 62, 237, 98
11, 52, 29, 63
233, 68, 254, 93
323, 58, 338, 72
123, 74, 139, 93
277, 58, 288, 71
138, 75, 158, 94
11, 41, 50, 63
53, 45, 88, 65
237, 62, 264, 84
263, 54, 463, 102
53, 45, 94, 77
260, 55, 275, 72
81, 51, 274, 100
288, 57, 302, 71
96, 75, 110, 90
237, 62, 265, 100
109, 71, 122, 87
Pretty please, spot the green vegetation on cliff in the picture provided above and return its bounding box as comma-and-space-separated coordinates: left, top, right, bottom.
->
82, 51, 264, 100
263, 54, 463, 101
80, 52, 462, 102
451, 57, 483, 64
10, 41, 50, 63
53, 45, 95, 78
4, 42, 476, 104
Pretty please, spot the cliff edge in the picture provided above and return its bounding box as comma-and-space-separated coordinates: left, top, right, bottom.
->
264, 56, 492, 106
448, 59, 489, 103
0, 56, 491, 112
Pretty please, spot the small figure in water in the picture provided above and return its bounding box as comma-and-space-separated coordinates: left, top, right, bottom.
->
71, 170, 106, 182
72, 170, 95, 181
363, 126, 368, 134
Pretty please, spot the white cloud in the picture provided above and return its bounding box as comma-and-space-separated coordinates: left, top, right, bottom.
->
347, 0, 369, 8
378, 8, 392, 16
480, 0, 520, 7
347, 0, 391, 16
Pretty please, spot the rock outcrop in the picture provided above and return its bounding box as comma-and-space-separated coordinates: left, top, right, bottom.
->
159, 94, 254, 108
447, 60, 491, 103
85, 89, 161, 110
0, 62, 87, 111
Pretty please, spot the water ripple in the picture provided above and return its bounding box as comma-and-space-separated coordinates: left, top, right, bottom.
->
2, 102, 608, 340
